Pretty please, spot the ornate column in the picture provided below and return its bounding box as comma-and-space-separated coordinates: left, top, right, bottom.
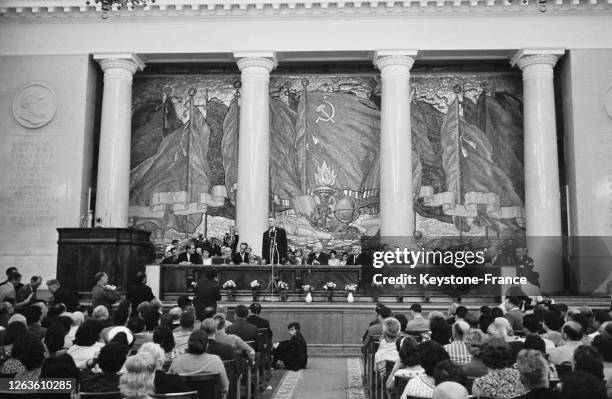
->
511, 48, 565, 292
234, 52, 277, 253
93, 54, 144, 227
375, 50, 417, 246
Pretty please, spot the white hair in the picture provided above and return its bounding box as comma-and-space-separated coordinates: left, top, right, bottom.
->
138, 342, 166, 370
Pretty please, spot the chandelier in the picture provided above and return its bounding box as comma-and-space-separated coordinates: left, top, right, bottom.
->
86, 0, 155, 18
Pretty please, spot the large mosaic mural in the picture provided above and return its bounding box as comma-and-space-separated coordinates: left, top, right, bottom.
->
129, 71, 525, 250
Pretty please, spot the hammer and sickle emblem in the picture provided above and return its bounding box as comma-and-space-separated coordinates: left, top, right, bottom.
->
315, 96, 335, 124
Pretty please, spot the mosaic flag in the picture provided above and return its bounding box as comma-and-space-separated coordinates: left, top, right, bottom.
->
270, 98, 302, 200
221, 96, 239, 204
295, 91, 380, 193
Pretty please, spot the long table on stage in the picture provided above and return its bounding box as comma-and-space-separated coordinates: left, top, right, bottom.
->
160, 264, 362, 296
155, 264, 515, 298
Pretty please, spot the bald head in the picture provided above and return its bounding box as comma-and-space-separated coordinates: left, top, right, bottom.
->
432, 382, 468, 399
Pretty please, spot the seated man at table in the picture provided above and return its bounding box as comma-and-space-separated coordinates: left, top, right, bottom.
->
307, 242, 329, 265
231, 242, 251, 265
272, 322, 308, 371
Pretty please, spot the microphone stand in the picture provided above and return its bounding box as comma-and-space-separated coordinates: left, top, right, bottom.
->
265, 229, 279, 301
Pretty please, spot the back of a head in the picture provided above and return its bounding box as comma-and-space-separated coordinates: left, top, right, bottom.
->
378, 306, 392, 319
44, 323, 67, 353
488, 320, 509, 338
522, 335, 546, 353
13, 332, 46, 370
382, 317, 401, 341
516, 349, 548, 390
127, 316, 146, 334
452, 320, 470, 340
432, 381, 468, 399
592, 333, 612, 362
561, 370, 607, 399
573, 345, 604, 380
74, 319, 103, 346
480, 337, 512, 369
235, 304, 249, 318
418, 340, 450, 376
119, 352, 156, 399
138, 342, 166, 369
563, 321, 584, 341
543, 310, 564, 331
396, 335, 419, 366
201, 318, 217, 335
24, 304, 42, 325
180, 311, 195, 329
142, 309, 160, 331
98, 342, 129, 373
522, 313, 542, 334
187, 330, 208, 354
92, 305, 109, 320
392, 313, 408, 332
410, 303, 422, 314
153, 325, 175, 353
249, 303, 262, 315
455, 306, 468, 319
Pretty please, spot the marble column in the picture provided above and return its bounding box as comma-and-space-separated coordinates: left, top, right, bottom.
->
234, 52, 277, 254
375, 51, 417, 247
511, 48, 565, 292
93, 54, 144, 227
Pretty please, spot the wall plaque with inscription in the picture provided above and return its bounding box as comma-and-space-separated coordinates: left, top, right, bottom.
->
12, 83, 57, 129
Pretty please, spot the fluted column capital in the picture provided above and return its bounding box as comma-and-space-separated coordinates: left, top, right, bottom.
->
510, 49, 565, 79
374, 50, 418, 76
93, 53, 145, 81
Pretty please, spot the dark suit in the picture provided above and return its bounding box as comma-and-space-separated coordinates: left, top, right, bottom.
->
91, 284, 120, 311
307, 252, 329, 265
226, 319, 259, 351
177, 252, 203, 264
51, 286, 80, 312
206, 339, 236, 361
247, 315, 272, 339
16, 284, 37, 304
126, 282, 155, 315
346, 253, 369, 265
193, 278, 221, 320
262, 228, 288, 264
231, 252, 251, 265
272, 332, 307, 371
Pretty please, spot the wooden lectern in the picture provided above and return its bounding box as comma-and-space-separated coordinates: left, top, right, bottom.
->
57, 228, 154, 294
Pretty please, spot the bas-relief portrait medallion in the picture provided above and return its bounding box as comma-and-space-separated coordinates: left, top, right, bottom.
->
12, 83, 57, 129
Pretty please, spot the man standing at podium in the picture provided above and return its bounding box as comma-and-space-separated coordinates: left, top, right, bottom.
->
262, 217, 287, 265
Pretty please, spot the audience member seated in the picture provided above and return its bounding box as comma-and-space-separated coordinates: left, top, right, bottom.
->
247, 303, 272, 339
472, 337, 526, 399
542, 310, 565, 347
523, 313, 554, 350
92, 305, 113, 328
400, 340, 450, 399
24, 304, 47, 341
573, 344, 604, 380
46, 279, 80, 312
516, 349, 558, 399
362, 305, 392, 352
119, 351, 157, 399
200, 318, 234, 361
522, 335, 559, 380
40, 353, 80, 396
212, 313, 255, 360
112, 300, 132, 327
386, 336, 424, 391
392, 313, 408, 333
430, 316, 452, 346
461, 329, 488, 378
592, 333, 612, 381
138, 342, 190, 394
45, 323, 68, 357
12, 332, 46, 379
152, 325, 176, 356
0, 321, 27, 371
406, 304, 430, 332
81, 342, 129, 392
173, 311, 196, 355
504, 296, 525, 331
161, 247, 179, 265
231, 242, 251, 265
272, 321, 308, 371
67, 319, 104, 369
307, 242, 329, 265
432, 381, 468, 399
227, 304, 259, 350
168, 330, 229, 395
65, 311, 84, 344
128, 316, 152, 351
547, 321, 583, 365
374, 317, 401, 375
444, 320, 472, 365
560, 370, 607, 399
488, 319, 524, 360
